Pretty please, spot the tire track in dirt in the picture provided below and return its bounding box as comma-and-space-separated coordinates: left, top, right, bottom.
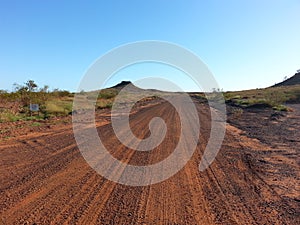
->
0, 145, 81, 223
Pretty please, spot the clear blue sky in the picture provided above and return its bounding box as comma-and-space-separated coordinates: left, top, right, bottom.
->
0, 0, 299, 92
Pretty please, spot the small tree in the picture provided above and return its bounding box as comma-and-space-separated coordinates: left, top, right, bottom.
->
13, 80, 39, 109
25, 80, 38, 92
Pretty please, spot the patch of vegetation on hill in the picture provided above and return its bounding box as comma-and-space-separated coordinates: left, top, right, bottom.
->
224, 84, 300, 111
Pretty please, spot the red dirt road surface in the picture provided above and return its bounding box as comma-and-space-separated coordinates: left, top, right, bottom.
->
0, 99, 299, 224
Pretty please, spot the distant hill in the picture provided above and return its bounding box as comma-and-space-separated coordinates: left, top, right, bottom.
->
110, 81, 142, 92
110, 81, 163, 93
273, 72, 300, 87
111, 81, 132, 89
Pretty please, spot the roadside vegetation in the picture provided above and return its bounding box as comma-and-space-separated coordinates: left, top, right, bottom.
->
224, 84, 300, 111
0, 80, 74, 122
190, 84, 300, 112
0, 80, 118, 123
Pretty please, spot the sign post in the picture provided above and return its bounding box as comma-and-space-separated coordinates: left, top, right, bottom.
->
29, 104, 39, 116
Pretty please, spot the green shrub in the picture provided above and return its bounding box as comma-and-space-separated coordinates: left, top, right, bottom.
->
0, 110, 22, 122
272, 105, 288, 112
98, 89, 118, 99
97, 101, 113, 109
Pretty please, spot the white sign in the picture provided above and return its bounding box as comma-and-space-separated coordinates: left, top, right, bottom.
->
30, 104, 39, 112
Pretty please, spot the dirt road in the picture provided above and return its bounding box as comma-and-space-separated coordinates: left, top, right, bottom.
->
0, 99, 299, 224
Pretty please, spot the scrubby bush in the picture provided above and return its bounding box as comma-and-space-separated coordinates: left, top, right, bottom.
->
46, 101, 72, 116
51, 89, 73, 98
98, 89, 118, 99
0, 109, 22, 122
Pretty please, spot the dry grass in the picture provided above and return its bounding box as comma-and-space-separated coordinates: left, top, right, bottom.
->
224, 84, 300, 111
